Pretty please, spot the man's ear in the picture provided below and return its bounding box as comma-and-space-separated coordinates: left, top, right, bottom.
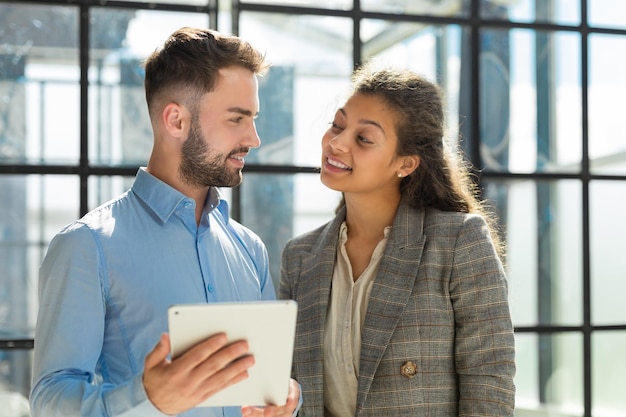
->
162, 102, 189, 139
399, 155, 420, 177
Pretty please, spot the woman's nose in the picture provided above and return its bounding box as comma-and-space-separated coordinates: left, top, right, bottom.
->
328, 133, 348, 152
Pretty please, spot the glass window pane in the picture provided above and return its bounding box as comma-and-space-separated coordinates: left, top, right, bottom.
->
239, 0, 352, 10
240, 172, 338, 290
113, 0, 210, 5
0, 174, 78, 408
481, 29, 581, 173
240, 12, 353, 167
0, 175, 79, 338
0, 349, 32, 417
292, 173, 340, 236
514, 333, 584, 416
361, 21, 464, 153
590, 181, 626, 325
588, 34, 626, 175
481, 0, 580, 25
88, 175, 135, 210
88, 9, 210, 166
362, 0, 469, 17
593, 332, 626, 416
0, 4, 80, 165
485, 179, 582, 327
589, 0, 626, 30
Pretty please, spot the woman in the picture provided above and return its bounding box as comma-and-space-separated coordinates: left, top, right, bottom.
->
280, 66, 515, 416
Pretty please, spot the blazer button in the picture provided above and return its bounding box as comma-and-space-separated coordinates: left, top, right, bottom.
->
401, 361, 417, 378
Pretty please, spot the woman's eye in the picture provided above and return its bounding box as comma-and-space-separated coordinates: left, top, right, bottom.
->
329, 122, 343, 132
357, 136, 373, 144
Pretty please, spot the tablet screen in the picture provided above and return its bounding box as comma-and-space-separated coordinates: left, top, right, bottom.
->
167, 300, 297, 407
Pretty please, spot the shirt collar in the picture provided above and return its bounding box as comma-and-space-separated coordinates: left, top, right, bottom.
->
131, 168, 230, 224
207, 186, 231, 225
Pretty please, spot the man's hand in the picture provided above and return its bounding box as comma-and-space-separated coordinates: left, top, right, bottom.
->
240, 378, 301, 417
143, 333, 255, 415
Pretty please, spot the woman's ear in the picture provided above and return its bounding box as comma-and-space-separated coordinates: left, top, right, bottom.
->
162, 102, 190, 139
399, 155, 420, 177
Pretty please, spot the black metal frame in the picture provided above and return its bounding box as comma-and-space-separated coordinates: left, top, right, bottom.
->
1, 1, 626, 416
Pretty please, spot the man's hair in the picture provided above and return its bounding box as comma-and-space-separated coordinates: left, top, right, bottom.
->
143, 27, 269, 120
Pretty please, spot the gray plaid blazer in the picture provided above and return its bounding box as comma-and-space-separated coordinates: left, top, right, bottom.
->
280, 201, 515, 417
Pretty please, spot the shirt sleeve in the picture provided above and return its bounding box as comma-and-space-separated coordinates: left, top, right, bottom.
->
450, 215, 516, 416
232, 222, 276, 301
29, 223, 165, 417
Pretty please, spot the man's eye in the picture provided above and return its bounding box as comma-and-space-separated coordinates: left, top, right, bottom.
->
232, 117, 243, 123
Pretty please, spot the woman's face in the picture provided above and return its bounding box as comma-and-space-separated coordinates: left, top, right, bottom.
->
320, 93, 414, 197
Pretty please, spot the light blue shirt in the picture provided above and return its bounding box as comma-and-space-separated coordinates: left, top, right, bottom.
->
30, 168, 280, 417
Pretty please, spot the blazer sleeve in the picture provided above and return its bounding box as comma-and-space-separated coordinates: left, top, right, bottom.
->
450, 214, 516, 416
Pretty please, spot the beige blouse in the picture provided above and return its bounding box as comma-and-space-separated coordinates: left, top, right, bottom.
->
323, 222, 390, 417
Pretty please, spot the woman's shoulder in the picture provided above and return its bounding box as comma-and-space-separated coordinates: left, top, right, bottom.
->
421, 207, 490, 238
420, 207, 500, 263
283, 217, 341, 255
423, 206, 485, 224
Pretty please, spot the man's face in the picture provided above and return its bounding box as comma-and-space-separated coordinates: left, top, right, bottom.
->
179, 66, 261, 188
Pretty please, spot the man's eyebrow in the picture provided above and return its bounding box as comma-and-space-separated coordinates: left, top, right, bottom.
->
338, 108, 386, 134
227, 107, 257, 117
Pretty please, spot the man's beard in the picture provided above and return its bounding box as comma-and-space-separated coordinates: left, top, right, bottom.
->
179, 121, 244, 188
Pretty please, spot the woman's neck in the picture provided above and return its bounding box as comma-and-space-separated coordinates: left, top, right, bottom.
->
343, 191, 401, 240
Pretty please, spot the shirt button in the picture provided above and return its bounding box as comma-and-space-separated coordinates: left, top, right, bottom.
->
184, 202, 192, 209
207, 284, 215, 292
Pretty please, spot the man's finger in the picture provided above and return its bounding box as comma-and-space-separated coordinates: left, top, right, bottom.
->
144, 333, 170, 370
175, 337, 248, 377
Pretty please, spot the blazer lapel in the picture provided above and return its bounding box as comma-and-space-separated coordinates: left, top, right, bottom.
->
297, 209, 345, 322
294, 210, 345, 411
356, 203, 426, 411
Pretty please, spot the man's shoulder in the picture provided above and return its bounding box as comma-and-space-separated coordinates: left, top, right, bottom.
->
222, 216, 266, 248
53, 191, 133, 240
81, 191, 133, 225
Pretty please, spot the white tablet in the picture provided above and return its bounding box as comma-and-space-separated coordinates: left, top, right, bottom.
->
167, 300, 298, 407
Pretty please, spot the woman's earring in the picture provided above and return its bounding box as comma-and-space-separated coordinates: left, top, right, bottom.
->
397, 172, 403, 178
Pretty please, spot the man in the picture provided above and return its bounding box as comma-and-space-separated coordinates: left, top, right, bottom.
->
29, 27, 300, 417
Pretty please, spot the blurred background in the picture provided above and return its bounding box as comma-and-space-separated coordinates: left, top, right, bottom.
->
0, 0, 625, 416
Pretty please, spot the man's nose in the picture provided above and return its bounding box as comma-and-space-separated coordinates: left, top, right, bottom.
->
245, 122, 261, 149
